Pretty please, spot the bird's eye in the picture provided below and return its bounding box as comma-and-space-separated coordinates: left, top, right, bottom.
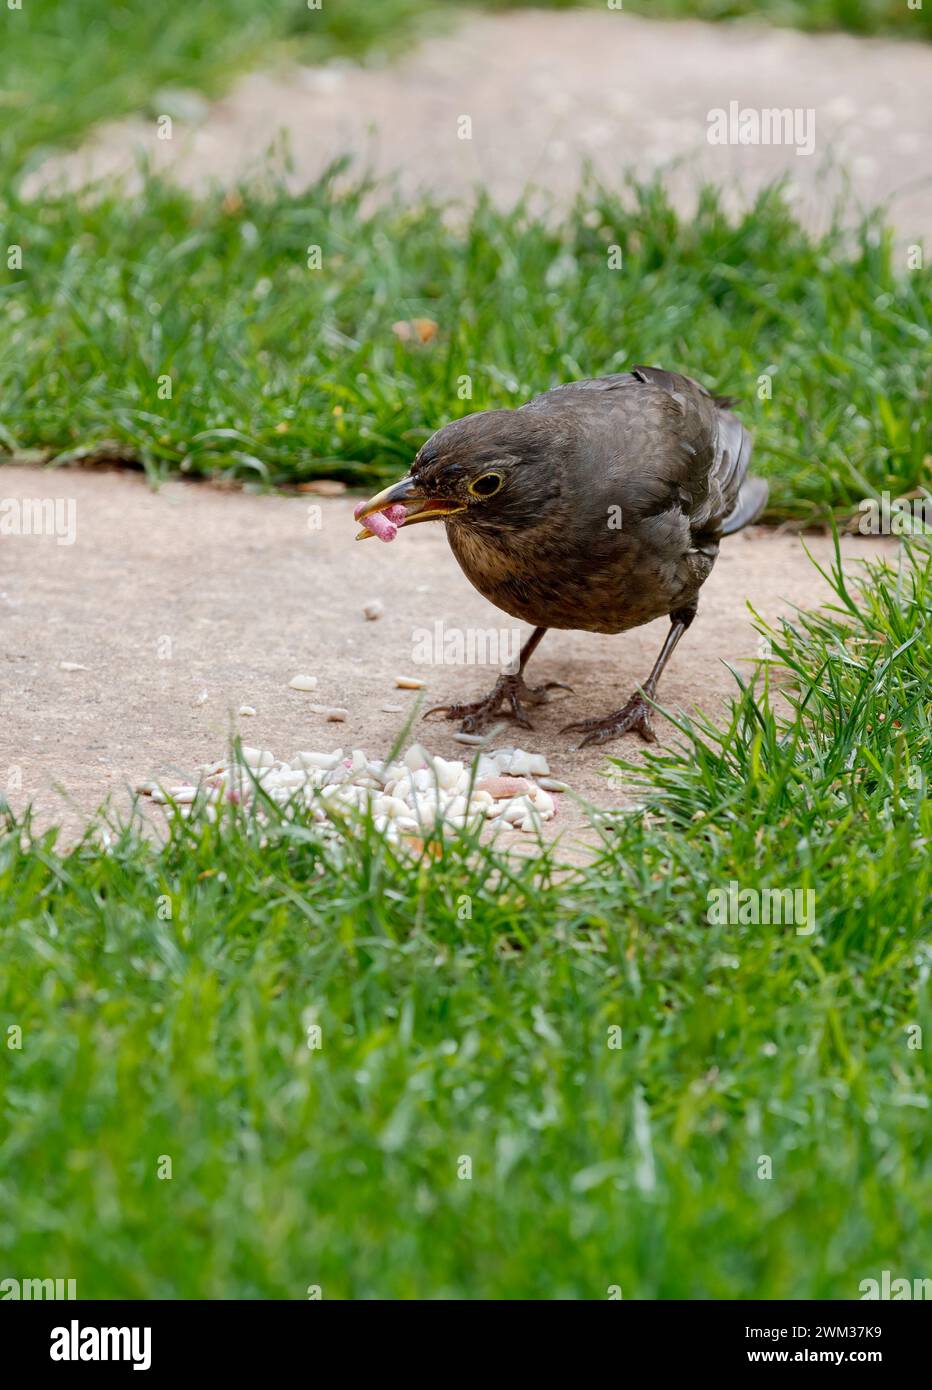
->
469, 471, 504, 499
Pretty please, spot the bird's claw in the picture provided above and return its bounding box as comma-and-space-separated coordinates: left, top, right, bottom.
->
561, 690, 657, 748
425, 674, 572, 735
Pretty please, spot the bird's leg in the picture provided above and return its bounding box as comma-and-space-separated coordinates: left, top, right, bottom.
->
424, 626, 572, 734
562, 604, 697, 748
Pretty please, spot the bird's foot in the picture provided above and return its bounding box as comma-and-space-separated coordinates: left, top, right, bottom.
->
562, 689, 657, 748
425, 673, 572, 734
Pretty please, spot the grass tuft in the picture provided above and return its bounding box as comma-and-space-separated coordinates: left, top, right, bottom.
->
2, 539, 929, 1297
1, 172, 928, 520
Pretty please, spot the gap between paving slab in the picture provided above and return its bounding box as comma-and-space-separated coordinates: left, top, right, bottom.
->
0, 465, 896, 855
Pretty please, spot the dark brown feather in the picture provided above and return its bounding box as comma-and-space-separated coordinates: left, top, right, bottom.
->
414, 369, 766, 634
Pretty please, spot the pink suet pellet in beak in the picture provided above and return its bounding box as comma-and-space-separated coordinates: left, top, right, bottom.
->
353, 501, 407, 542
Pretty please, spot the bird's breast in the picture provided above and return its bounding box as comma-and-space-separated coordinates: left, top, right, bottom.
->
445, 520, 711, 635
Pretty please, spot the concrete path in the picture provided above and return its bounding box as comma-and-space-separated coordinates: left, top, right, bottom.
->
0, 465, 894, 849
24, 11, 932, 238
5, 11, 919, 846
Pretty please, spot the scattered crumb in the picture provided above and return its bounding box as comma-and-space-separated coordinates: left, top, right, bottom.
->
309, 704, 349, 721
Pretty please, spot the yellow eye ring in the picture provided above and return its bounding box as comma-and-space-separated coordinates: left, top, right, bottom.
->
468, 471, 504, 499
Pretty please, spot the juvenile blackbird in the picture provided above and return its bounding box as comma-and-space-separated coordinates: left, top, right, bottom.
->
355, 366, 767, 746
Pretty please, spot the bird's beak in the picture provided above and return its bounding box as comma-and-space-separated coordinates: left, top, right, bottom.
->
354, 474, 465, 540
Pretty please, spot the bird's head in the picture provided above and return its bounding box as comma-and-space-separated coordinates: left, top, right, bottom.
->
355, 410, 560, 540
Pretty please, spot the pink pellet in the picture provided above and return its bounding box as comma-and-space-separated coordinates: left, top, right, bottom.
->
365, 512, 398, 542
355, 501, 408, 543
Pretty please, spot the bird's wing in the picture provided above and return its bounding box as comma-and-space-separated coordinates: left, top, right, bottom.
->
627, 366, 757, 536
523, 367, 759, 538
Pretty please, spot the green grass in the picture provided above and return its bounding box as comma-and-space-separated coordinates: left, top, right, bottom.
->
634, 0, 932, 38
2, 0, 930, 1303
1, 171, 929, 522
2, 537, 929, 1298
0, 0, 435, 179
2, 2, 929, 180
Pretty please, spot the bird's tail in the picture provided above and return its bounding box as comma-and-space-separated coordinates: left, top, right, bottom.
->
720, 475, 768, 535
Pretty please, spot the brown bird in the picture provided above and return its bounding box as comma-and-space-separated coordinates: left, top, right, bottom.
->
355, 366, 767, 747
